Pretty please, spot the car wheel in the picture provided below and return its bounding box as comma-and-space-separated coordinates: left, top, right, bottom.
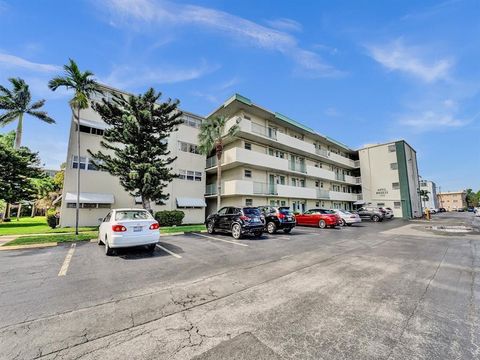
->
253, 231, 263, 238
207, 221, 215, 234
147, 244, 156, 253
231, 223, 242, 239
318, 220, 326, 229
267, 221, 277, 234
105, 238, 114, 256
98, 235, 104, 245
283, 228, 292, 234
346, 223, 352, 226
341, 219, 347, 227
372, 215, 380, 222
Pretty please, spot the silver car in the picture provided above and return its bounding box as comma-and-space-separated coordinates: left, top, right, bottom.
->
331, 209, 362, 226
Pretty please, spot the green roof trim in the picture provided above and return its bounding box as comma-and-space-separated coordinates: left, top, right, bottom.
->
274, 112, 314, 133
233, 94, 252, 106
326, 137, 352, 151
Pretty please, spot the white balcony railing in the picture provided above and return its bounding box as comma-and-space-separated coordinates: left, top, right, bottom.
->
316, 189, 330, 199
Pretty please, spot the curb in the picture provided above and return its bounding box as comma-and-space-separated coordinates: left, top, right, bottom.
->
0, 243, 58, 251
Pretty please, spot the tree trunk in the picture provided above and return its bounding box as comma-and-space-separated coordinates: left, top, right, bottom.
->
75, 108, 81, 236
16, 203, 22, 221
31, 202, 36, 217
216, 151, 222, 211
14, 113, 23, 149
4, 203, 10, 219
142, 196, 152, 214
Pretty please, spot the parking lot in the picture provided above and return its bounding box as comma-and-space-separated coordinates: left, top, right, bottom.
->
1, 213, 479, 359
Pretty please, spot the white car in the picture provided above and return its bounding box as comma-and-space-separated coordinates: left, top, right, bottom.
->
331, 209, 362, 226
98, 209, 160, 256
379, 207, 394, 219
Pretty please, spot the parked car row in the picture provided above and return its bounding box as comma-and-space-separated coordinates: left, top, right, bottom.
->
205, 205, 395, 239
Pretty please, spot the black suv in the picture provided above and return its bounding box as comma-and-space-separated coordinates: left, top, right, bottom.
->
258, 206, 296, 234
205, 206, 265, 239
355, 207, 385, 222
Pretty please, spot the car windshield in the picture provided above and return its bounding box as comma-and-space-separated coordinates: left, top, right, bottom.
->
115, 210, 152, 221
338, 210, 350, 215
279, 207, 293, 215
243, 208, 261, 216
322, 209, 335, 214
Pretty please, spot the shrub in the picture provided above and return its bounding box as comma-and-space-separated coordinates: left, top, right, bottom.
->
3, 218, 11, 222
46, 209, 58, 229
154, 210, 185, 227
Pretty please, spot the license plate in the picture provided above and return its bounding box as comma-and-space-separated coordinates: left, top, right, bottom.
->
133, 226, 143, 232
286, 217, 292, 221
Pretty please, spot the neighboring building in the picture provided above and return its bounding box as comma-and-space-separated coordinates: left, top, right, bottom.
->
59, 85, 206, 227
204, 94, 363, 215
419, 179, 439, 209
358, 141, 422, 219
437, 191, 467, 211
43, 169, 59, 178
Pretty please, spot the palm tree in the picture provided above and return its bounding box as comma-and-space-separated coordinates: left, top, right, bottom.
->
419, 189, 430, 210
0, 78, 55, 149
49, 59, 102, 235
198, 115, 239, 210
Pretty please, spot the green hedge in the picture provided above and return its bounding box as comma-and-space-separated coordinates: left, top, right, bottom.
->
154, 210, 185, 227
46, 209, 57, 229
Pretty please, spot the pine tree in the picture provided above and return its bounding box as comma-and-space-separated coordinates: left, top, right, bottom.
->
88, 88, 183, 211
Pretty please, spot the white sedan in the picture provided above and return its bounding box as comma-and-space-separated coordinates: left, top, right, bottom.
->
331, 209, 362, 226
98, 209, 160, 256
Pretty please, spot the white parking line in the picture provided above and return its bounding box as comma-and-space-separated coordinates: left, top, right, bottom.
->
156, 244, 182, 258
192, 233, 249, 247
58, 243, 76, 277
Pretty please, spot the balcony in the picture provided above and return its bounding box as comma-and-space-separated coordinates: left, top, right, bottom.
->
329, 191, 362, 202
354, 160, 360, 168
205, 183, 217, 195
251, 122, 277, 140
355, 177, 362, 184
307, 165, 335, 181
206, 156, 217, 168
277, 184, 317, 199
253, 182, 277, 195
335, 173, 345, 182
316, 189, 330, 199
289, 161, 307, 173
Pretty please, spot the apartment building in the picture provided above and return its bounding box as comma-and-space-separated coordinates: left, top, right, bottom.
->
204, 94, 362, 215
419, 179, 439, 209
358, 141, 422, 219
59, 86, 206, 227
437, 191, 467, 211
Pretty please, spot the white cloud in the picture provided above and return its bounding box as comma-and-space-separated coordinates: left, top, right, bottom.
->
399, 110, 465, 131
101, 0, 340, 77
101, 61, 219, 89
265, 18, 302, 32
0, 52, 60, 73
366, 39, 453, 82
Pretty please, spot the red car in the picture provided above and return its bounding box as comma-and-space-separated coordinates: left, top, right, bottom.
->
295, 209, 340, 229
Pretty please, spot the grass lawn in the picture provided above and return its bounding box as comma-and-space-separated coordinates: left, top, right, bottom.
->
0, 217, 97, 236
4, 232, 98, 246
161, 224, 206, 234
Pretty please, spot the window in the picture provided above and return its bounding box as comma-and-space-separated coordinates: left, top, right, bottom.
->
186, 170, 194, 181
245, 198, 253, 206
178, 169, 202, 181
316, 202, 320, 207
280, 200, 286, 206
244, 142, 252, 150
178, 141, 199, 154
183, 115, 202, 128
392, 182, 400, 190
390, 163, 398, 170
315, 181, 319, 187
115, 210, 151, 221
377, 203, 385, 207
194, 171, 202, 181
217, 207, 228, 215
244, 169, 252, 178
67, 203, 111, 209
78, 124, 104, 136
72, 156, 87, 170
320, 181, 324, 188
394, 201, 401, 209
268, 148, 285, 159
388, 144, 396, 152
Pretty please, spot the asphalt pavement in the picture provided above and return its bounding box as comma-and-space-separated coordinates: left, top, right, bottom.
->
0, 212, 478, 360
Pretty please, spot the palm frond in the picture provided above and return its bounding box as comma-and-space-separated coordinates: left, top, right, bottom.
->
0, 111, 20, 126
26, 110, 55, 124
29, 99, 46, 110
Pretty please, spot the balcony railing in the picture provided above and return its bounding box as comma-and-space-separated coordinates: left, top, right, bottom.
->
335, 173, 345, 181
206, 156, 217, 168
289, 161, 307, 173
251, 123, 277, 140
354, 160, 360, 168
355, 177, 362, 184
253, 182, 277, 195
316, 189, 330, 199
315, 148, 330, 158
205, 183, 217, 195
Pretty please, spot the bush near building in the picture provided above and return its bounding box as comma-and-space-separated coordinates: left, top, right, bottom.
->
46, 209, 57, 229
154, 210, 185, 227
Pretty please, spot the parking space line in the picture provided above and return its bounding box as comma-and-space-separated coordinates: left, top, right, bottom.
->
156, 244, 182, 259
192, 233, 249, 247
58, 243, 76, 277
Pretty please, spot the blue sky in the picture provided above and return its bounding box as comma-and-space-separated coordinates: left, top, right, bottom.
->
0, 0, 479, 191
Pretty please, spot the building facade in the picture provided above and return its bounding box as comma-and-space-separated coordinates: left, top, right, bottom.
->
59, 87, 206, 227
358, 141, 422, 219
437, 191, 467, 211
419, 179, 439, 209
204, 94, 363, 215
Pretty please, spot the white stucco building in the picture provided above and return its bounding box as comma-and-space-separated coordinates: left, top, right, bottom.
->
419, 179, 439, 209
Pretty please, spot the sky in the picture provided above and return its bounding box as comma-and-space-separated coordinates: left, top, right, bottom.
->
0, 0, 479, 192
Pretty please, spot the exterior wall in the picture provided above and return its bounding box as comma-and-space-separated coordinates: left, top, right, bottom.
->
420, 180, 439, 209
60, 101, 206, 227
437, 192, 467, 211
402, 142, 422, 218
